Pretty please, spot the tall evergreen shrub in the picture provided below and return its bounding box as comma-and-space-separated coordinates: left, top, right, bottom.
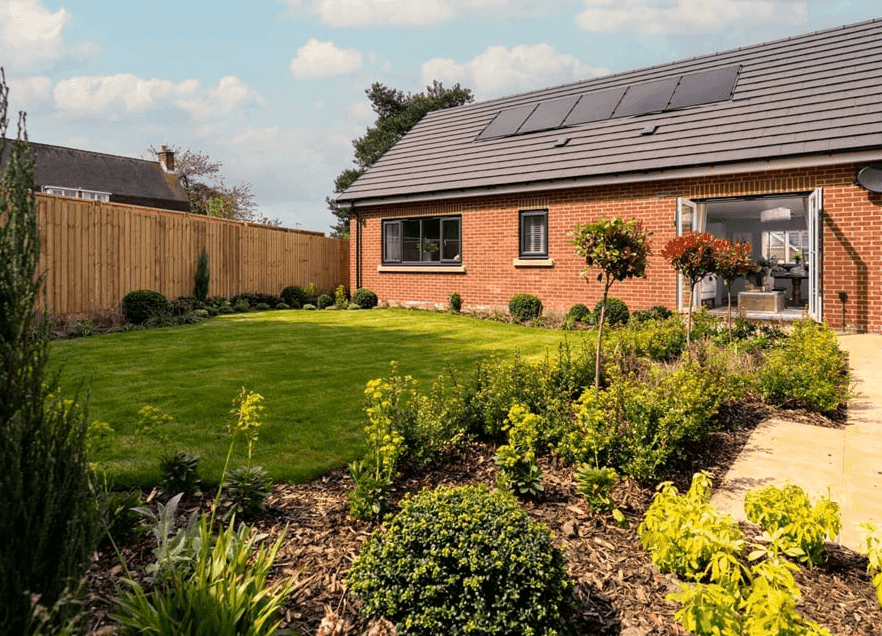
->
193, 247, 209, 303
0, 72, 95, 633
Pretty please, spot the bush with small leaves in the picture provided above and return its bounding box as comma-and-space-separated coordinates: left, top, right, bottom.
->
193, 309, 209, 319
303, 303, 316, 310
159, 451, 201, 496
280, 285, 308, 308
218, 305, 234, 314
567, 303, 592, 323
122, 290, 172, 325
593, 296, 629, 326
334, 284, 349, 308
448, 292, 462, 312
255, 302, 271, 311
348, 484, 575, 636
275, 302, 290, 310
317, 294, 334, 309
353, 287, 379, 309
508, 293, 543, 322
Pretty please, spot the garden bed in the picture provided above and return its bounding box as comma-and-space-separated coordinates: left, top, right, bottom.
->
83, 401, 880, 636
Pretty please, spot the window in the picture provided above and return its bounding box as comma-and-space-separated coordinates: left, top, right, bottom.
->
383, 216, 461, 264
762, 230, 807, 262
519, 210, 548, 258
43, 186, 110, 202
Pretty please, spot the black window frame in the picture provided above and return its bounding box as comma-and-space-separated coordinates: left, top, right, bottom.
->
519, 209, 548, 258
382, 215, 462, 265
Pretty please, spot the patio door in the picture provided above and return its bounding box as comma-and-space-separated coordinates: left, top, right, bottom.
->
806, 188, 823, 321
675, 198, 706, 311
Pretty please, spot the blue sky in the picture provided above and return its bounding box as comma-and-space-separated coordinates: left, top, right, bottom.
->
1, 0, 879, 233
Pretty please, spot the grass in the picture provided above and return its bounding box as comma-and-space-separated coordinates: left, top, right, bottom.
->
51, 309, 578, 487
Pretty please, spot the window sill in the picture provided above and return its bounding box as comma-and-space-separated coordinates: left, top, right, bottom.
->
378, 265, 467, 274
513, 258, 554, 267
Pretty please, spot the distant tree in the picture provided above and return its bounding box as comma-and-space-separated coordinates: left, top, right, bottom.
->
0, 69, 96, 633
194, 247, 210, 302
327, 80, 474, 237
148, 145, 280, 226
570, 217, 653, 390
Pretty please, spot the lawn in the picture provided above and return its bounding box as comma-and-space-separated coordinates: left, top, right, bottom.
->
52, 309, 578, 487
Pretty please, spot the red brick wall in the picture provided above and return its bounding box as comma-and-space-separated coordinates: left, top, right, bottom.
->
350, 163, 882, 332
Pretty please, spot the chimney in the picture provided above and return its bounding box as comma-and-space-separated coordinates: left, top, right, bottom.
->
158, 145, 175, 173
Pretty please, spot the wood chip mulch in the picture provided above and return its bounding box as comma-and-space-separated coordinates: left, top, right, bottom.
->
83, 401, 882, 636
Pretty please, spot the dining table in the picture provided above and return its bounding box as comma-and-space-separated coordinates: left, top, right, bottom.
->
772, 267, 808, 307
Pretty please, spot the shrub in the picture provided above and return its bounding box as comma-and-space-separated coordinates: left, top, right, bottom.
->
353, 287, 379, 309
508, 293, 543, 322
567, 303, 591, 323
1, 110, 97, 634
302, 303, 316, 311
97, 489, 143, 546
218, 305, 234, 315
193, 247, 209, 302
316, 294, 334, 309
744, 484, 840, 567
255, 302, 271, 311
639, 472, 744, 584
576, 464, 624, 523
193, 308, 209, 319
122, 290, 172, 325
222, 466, 272, 518
756, 319, 851, 412
274, 302, 290, 310
159, 450, 201, 496
348, 484, 575, 636
280, 285, 308, 308
593, 296, 629, 326
449, 292, 462, 312
334, 284, 349, 308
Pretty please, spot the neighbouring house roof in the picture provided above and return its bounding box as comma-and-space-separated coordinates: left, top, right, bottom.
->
1, 141, 191, 212
338, 18, 882, 207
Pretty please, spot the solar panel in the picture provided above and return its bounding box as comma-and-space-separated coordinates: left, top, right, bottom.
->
612, 77, 679, 117
518, 96, 579, 134
667, 65, 741, 110
562, 87, 626, 126
475, 104, 537, 140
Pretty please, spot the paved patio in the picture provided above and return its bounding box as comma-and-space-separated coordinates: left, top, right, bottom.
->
711, 333, 882, 551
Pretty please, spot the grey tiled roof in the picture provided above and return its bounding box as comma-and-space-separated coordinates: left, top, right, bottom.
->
338, 18, 882, 205
2, 142, 191, 211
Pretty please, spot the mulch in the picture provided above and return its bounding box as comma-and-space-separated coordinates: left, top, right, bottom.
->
83, 400, 881, 635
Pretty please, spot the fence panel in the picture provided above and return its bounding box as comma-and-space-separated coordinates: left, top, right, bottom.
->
32, 193, 349, 317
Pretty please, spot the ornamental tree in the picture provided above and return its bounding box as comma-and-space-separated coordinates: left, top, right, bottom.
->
712, 238, 757, 338
660, 232, 718, 344
570, 217, 652, 390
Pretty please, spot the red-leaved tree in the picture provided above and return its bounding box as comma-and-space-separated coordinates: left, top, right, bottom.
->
712, 238, 757, 338
660, 232, 718, 344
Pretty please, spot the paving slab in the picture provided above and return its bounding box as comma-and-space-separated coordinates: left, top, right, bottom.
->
711, 333, 882, 551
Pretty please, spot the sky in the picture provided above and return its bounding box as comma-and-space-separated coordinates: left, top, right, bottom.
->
1, 1, 879, 234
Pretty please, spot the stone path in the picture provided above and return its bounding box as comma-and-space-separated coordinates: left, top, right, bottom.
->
711, 333, 882, 551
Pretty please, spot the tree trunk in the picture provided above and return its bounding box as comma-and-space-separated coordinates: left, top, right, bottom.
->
594, 279, 611, 391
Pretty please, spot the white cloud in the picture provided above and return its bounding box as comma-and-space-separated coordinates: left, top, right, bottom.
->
177, 76, 265, 120
286, 0, 535, 27
289, 39, 363, 79
422, 44, 609, 99
576, 0, 807, 34
6, 75, 51, 105
53, 74, 198, 117
0, 0, 97, 68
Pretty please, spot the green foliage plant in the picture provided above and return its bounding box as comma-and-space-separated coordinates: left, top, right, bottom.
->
448, 291, 462, 312
570, 216, 652, 390
639, 472, 745, 583
508, 292, 543, 322
193, 248, 209, 302
859, 522, 882, 607
280, 285, 307, 308
494, 404, 544, 498
122, 290, 172, 325
575, 464, 625, 525
334, 284, 349, 308
660, 231, 718, 345
222, 388, 272, 517
593, 296, 629, 326
743, 483, 841, 567
0, 74, 96, 633
159, 451, 201, 496
567, 302, 591, 323
348, 484, 575, 636
353, 287, 379, 309
316, 293, 333, 309
756, 319, 851, 412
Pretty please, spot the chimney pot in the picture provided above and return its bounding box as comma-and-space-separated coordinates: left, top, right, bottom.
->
158, 145, 175, 173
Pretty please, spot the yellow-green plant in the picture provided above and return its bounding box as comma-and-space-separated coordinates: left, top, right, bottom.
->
223, 388, 272, 517
495, 404, 545, 498
743, 483, 840, 567
228, 387, 266, 469
859, 522, 882, 607
575, 464, 625, 525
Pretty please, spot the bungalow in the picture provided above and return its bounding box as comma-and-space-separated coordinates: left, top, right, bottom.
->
1, 142, 190, 212
336, 18, 882, 333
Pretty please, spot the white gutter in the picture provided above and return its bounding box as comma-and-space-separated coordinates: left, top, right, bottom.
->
335, 149, 882, 209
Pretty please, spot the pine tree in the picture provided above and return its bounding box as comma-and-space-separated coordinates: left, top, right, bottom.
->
0, 69, 96, 634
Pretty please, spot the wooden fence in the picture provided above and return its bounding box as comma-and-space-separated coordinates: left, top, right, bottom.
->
34, 193, 349, 317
